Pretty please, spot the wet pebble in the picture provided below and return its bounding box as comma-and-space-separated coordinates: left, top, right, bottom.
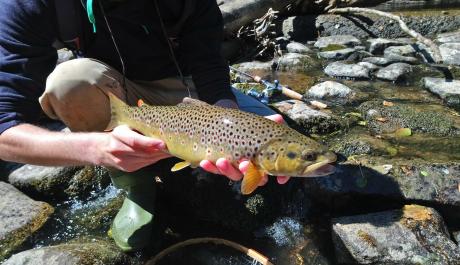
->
314, 35, 361, 49
440, 43, 460, 65
375, 63, 412, 81
286, 42, 310, 54
324, 61, 370, 79
332, 205, 460, 264
306, 81, 353, 99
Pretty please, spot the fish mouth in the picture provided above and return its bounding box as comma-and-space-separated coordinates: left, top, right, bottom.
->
302, 152, 337, 177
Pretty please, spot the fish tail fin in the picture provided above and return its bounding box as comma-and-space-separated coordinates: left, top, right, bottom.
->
106, 92, 128, 131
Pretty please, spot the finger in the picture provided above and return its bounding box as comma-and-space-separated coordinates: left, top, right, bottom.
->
238, 160, 250, 174
265, 114, 284, 124
216, 158, 243, 181
277, 176, 290, 184
113, 125, 166, 150
199, 160, 221, 175
258, 174, 269, 186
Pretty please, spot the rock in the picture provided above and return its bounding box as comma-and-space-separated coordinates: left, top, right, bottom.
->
454, 231, 460, 245
315, 12, 460, 39
314, 35, 361, 49
367, 38, 412, 54
440, 43, 460, 65
361, 56, 392, 66
276, 53, 311, 70
281, 16, 317, 42
57, 49, 74, 64
2, 240, 133, 265
324, 61, 370, 79
233, 61, 273, 72
272, 100, 341, 134
286, 42, 311, 54
7, 165, 110, 198
332, 205, 460, 264
422, 77, 460, 109
0, 182, 54, 260
437, 30, 460, 43
384, 45, 417, 57
375, 63, 412, 81
358, 100, 460, 136
306, 81, 353, 99
318, 48, 356, 60
357, 62, 380, 71
384, 52, 419, 64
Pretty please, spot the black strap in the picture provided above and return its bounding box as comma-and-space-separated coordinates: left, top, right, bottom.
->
54, 0, 89, 53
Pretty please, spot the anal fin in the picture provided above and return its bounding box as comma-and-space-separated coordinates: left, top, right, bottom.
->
171, 161, 191, 172
241, 162, 264, 195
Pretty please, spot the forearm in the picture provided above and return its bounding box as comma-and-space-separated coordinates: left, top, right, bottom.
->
0, 123, 102, 166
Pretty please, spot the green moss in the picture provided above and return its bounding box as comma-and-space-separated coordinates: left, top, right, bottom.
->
320, 44, 347, 52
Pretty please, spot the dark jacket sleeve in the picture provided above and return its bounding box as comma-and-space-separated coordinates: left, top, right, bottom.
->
0, 0, 57, 134
179, 0, 235, 105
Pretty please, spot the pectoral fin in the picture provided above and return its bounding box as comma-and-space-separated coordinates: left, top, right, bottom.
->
241, 162, 264, 195
171, 161, 191, 172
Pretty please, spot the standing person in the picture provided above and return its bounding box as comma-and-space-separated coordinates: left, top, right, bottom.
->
0, 0, 289, 251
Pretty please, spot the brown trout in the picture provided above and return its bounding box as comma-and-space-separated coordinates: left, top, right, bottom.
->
107, 93, 336, 194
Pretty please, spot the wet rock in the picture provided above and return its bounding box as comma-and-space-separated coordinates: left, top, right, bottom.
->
384, 52, 419, 64
272, 100, 341, 134
375, 63, 412, 81
7, 165, 110, 198
332, 205, 460, 264
314, 35, 361, 49
357, 62, 380, 71
233, 61, 273, 72
0, 182, 54, 260
315, 12, 460, 39
286, 42, 311, 54
361, 56, 392, 66
422, 77, 460, 109
318, 48, 356, 60
2, 239, 133, 265
306, 81, 353, 99
359, 100, 460, 136
276, 53, 311, 70
367, 38, 412, 54
437, 30, 460, 43
384, 45, 417, 57
324, 61, 370, 79
440, 43, 460, 65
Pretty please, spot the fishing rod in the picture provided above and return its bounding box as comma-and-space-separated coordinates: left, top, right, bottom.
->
229, 66, 303, 104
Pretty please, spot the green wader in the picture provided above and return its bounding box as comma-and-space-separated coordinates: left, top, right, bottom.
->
109, 167, 157, 252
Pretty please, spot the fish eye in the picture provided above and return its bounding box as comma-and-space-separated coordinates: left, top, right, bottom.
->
302, 153, 317, 161
286, 152, 297, 159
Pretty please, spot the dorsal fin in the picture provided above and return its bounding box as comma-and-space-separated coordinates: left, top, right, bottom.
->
178, 97, 209, 107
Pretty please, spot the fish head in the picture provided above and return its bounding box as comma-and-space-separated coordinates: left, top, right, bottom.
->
256, 136, 336, 177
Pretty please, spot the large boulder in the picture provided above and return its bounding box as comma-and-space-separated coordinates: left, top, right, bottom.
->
332, 205, 460, 264
0, 182, 54, 260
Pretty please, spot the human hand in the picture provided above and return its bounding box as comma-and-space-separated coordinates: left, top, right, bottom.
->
199, 114, 291, 185
93, 125, 171, 172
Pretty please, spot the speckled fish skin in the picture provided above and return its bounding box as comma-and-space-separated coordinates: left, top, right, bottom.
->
107, 94, 336, 193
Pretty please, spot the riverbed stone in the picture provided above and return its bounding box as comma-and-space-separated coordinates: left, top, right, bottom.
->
324, 61, 370, 79
0, 182, 54, 260
276, 53, 311, 70
367, 38, 413, 55
272, 100, 341, 134
437, 30, 460, 43
332, 205, 460, 264
440, 43, 460, 65
306, 81, 353, 99
422, 77, 460, 101
318, 47, 356, 60
384, 52, 419, 64
454, 231, 460, 245
357, 62, 380, 71
358, 100, 460, 136
384, 45, 417, 57
375, 63, 412, 81
2, 239, 133, 265
361, 56, 392, 66
233, 61, 273, 72
286, 42, 311, 54
314, 35, 361, 49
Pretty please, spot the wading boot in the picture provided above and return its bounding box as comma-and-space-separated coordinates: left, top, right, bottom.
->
109, 167, 157, 252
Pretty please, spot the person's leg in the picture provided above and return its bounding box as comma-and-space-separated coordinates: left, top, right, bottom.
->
40, 58, 159, 251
